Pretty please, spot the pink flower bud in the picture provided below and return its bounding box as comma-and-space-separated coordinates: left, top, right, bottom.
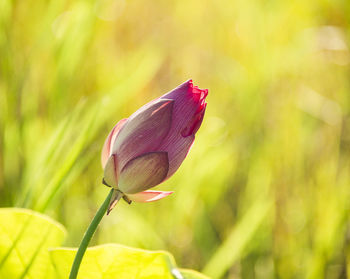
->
101, 80, 208, 202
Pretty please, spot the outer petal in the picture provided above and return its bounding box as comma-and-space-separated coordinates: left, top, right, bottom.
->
127, 190, 173, 203
101, 118, 127, 168
112, 99, 174, 170
159, 80, 208, 178
160, 80, 208, 125
158, 135, 195, 179
103, 154, 119, 188
181, 103, 207, 137
118, 151, 169, 194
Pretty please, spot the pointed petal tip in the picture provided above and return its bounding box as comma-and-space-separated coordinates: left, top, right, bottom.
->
150, 99, 174, 116
127, 190, 174, 203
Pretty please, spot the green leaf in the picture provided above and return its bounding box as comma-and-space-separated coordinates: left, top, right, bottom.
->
50, 244, 178, 279
0, 208, 66, 279
0, 208, 209, 279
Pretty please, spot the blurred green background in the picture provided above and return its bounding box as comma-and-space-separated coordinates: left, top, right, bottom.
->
1, 0, 350, 278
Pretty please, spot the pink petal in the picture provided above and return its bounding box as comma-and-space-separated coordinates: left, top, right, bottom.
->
103, 154, 119, 188
127, 190, 173, 203
158, 80, 208, 178
101, 118, 127, 168
111, 99, 174, 170
159, 134, 195, 179
181, 103, 207, 137
118, 151, 169, 194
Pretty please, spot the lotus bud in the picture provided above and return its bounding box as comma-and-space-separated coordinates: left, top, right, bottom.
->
101, 80, 208, 203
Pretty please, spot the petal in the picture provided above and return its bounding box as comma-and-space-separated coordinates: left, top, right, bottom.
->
157, 80, 208, 178
181, 103, 207, 137
118, 151, 169, 194
103, 154, 119, 188
111, 99, 174, 170
160, 80, 208, 119
160, 80, 207, 133
127, 190, 173, 203
159, 134, 195, 179
101, 118, 127, 168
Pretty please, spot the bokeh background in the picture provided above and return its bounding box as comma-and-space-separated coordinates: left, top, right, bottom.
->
1, 0, 350, 278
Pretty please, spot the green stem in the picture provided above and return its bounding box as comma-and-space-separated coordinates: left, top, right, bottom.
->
69, 189, 116, 279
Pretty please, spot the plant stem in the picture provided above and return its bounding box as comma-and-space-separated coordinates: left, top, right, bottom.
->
69, 188, 117, 279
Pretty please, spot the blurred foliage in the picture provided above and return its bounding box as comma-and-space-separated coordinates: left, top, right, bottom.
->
1, 0, 350, 278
